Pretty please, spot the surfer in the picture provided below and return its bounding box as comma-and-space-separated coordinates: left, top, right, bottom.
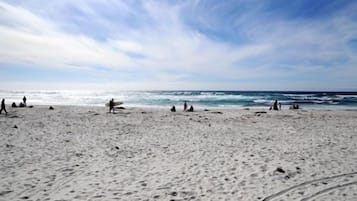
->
0, 98, 8, 115
109, 98, 114, 113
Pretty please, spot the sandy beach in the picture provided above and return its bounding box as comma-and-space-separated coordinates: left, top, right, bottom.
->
0, 106, 357, 201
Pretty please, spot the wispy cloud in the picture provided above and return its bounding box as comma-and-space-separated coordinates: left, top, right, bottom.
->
0, 0, 356, 90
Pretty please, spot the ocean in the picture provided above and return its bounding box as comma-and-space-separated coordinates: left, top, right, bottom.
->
1, 90, 357, 109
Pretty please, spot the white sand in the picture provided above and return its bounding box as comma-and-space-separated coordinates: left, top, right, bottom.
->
1, 106, 357, 201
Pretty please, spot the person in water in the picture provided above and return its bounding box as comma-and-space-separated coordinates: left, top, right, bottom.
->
0, 99, 8, 115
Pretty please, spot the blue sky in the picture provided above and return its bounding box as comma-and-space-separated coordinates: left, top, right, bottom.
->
0, 0, 356, 90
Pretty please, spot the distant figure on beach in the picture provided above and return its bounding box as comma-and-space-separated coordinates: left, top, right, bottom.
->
183, 101, 187, 111
170, 105, 176, 112
279, 102, 282, 110
23, 96, 27, 106
0, 99, 8, 115
109, 98, 114, 113
290, 104, 299, 110
270, 100, 279, 110
187, 105, 194, 112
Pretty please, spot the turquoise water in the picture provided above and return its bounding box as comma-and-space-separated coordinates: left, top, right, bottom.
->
1, 90, 357, 108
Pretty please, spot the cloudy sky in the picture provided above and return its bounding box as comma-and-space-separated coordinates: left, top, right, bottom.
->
0, 0, 356, 90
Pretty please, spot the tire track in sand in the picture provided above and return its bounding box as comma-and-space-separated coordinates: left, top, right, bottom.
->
262, 171, 357, 201
300, 181, 357, 201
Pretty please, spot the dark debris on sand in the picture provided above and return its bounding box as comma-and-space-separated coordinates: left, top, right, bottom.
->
276, 167, 285, 173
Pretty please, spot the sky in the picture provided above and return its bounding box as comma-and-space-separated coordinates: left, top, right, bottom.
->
0, 0, 357, 91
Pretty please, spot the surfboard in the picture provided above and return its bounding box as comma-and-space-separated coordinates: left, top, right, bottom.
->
105, 101, 123, 107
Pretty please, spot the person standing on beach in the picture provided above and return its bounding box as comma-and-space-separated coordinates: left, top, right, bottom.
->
0, 99, 8, 115
23, 96, 27, 106
184, 101, 187, 111
270, 100, 279, 110
109, 98, 114, 113
273, 100, 279, 110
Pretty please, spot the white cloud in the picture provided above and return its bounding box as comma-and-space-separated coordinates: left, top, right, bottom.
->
0, 1, 356, 90
0, 1, 271, 73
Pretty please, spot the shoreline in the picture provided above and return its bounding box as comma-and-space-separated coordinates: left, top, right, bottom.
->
4, 103, 357, 111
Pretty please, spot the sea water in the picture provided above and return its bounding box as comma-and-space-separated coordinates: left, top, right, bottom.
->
1, 90, 357, 109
